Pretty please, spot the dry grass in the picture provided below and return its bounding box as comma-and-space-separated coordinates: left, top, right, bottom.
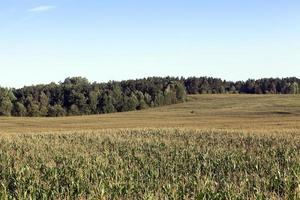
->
0, 94, 300, 134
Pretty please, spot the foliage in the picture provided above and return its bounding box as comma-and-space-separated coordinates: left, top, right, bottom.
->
183, 77, 300, 94
48, 104, 66, 117
0, 88, 15, 116
0, 77, 187, 117
1, 76, 300, 117
292, 82, 299, 95
12, 102, 27, 117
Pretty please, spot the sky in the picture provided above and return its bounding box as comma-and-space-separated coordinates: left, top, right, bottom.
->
0, 0, 300, 88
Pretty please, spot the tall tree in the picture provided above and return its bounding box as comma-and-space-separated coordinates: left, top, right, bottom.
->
0, 88, 15, 116
175, 83, 187, 102
48, 104, 66, 117
12, 102, 27, 116
292, 82, 299, 95
39, 92, 49, 116
99, 93, 116, 114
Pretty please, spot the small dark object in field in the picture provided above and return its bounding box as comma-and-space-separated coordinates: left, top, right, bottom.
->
272, 111, 292, 115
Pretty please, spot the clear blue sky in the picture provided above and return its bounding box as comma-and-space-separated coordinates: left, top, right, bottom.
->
1, 0, 299, 88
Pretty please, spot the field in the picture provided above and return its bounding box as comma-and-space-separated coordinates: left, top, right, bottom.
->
1, 95, 300, 199
1, 94, 300, 134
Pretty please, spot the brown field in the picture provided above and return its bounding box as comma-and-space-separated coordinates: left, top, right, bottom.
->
1, 94, 300, 134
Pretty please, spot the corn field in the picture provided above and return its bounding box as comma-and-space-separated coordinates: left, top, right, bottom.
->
1, 129, 300, 199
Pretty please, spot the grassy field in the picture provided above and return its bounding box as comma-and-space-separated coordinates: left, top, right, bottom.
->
1, 95, 300, 199
1, 94, 300, 134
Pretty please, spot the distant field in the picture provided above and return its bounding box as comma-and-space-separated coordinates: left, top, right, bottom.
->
0, 94, 300, 134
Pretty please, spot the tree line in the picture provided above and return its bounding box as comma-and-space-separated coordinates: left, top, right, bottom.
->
0, 77, 186, 117
0, 76, 299, 117
183, 77, 300, 95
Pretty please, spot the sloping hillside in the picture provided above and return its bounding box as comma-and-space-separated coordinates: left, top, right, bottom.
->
1, 94, 300, 134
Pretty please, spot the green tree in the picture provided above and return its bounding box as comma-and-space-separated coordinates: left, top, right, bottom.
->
122, 93, 139, 111
28, 103, 40, 117
144, 92, 152, 106
175, 83, 187, 102
69, 104, 80, 115
125, 93, 139, 111
100, 94, 116, 113
219, 86, 226, 94
136, 91, 148, 110
112, 85, 124, 112
24, 95, 40, 117
0, 88, 15, 116
0, 99, 13, 116
13, 102, 27, 116
70, 90, 86, 111
39, 92, 49, 116
291, 82, 299, 95
48, 104, 66, 117
88, 91, 99, 114
154, 91, 164, 107
200, 79, 209, 94
137, 99, 148, 110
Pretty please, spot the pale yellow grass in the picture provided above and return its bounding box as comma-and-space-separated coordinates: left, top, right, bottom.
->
0, 94, 300, 134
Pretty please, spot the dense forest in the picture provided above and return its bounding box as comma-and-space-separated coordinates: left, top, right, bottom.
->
183, 77, 300, 95
0, 77, 186, 117
0, 76, 299, 117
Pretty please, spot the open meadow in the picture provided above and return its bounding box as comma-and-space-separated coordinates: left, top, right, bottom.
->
1, 94, 300, 134
1, 95, 300, 199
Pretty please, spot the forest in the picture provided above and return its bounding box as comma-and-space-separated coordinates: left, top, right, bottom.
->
0, 76, 299, 117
